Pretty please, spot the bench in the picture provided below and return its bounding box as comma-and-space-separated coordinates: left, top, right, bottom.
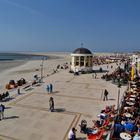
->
22, 84, 32, 91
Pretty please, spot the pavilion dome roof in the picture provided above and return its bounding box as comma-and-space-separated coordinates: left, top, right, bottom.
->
72, 48, 92, 54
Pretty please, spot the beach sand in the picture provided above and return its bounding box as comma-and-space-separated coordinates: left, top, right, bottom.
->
0, 60, 27, 73
0, 52, 127, 140
0, 52, 70, 90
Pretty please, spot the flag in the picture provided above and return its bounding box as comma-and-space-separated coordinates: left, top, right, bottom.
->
131, 65, 134, 81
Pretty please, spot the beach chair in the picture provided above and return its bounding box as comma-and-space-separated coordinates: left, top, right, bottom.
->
103, 119, 110, 126
88, 129, 105, 140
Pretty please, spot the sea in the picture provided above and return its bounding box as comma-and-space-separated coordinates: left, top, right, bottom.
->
0, 52, 48, 72
0, 52, 47, 61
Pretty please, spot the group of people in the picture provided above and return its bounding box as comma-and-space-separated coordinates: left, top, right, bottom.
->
113, 82, 140, 139
101, 66, 129, 84
46, 83, 53, 93
86, 104, 116, 140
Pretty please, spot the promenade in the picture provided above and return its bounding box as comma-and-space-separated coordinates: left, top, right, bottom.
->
0, 62, 127, 140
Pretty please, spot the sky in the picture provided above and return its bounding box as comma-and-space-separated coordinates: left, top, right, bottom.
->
0, 0, 140, 52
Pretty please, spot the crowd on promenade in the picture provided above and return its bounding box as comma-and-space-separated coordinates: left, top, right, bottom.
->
113, 79, 140, 140
77, 77, 140, 140
101, 64, 130, 85
87, 105, 116, 140
93, 55, 129, 66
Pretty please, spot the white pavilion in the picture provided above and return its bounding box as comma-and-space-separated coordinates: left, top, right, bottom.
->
70, 47, 93, 73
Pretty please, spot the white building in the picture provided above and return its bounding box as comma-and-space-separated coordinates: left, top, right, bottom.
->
132, 55, 138, 63
132, 54, 140, 77
70, 48, 93, 73
136, 58, 140, 77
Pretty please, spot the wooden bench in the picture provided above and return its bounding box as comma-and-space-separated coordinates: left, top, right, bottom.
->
22, 84, 32, 91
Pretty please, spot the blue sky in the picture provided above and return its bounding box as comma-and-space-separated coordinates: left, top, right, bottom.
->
0, 0, 140, 52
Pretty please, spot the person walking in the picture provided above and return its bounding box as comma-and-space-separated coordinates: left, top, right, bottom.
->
95, 72, 97, 79
1, 104, 5, 119
0, 105, 2, 120
49, 97, 54, 112
68, 127, 77, 140
103, 89, 109, 101
50, 83, 53, 93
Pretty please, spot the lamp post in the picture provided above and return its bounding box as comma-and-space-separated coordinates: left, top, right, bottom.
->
117, 78, 122, 115
40, 57, 45, 83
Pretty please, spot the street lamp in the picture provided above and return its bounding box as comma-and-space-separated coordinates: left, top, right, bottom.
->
40, 57, 45, 83
117, 78, 122, 115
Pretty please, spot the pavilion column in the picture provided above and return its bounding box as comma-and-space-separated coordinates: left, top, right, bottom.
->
89, 57, 91, 67
72, 56, 74, 66
90, 56, 93, 67
79, 56, 81, 67
87, 56, 89, 67
86, 56, 89, 67
84, 56, 86, 67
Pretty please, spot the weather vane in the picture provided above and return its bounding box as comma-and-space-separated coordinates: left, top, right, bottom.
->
81, 43, 84, 48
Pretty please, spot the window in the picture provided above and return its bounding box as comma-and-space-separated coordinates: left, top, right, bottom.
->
75, 62, 79, 66
80, 56, 84, 61
80, 62, 84, 66
86, 62, 88, 66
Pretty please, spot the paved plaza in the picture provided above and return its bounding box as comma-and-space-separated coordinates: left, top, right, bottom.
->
0, 65, 126, 140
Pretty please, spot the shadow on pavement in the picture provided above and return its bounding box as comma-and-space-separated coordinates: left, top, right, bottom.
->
4, 116, 19, 120
54, 108, 65, 112
77, 137, 87, 140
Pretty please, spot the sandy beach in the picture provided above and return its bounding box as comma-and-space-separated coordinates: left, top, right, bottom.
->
0, 52, 127, 140
0, 60, 27, 73
0, 52, 70, 90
